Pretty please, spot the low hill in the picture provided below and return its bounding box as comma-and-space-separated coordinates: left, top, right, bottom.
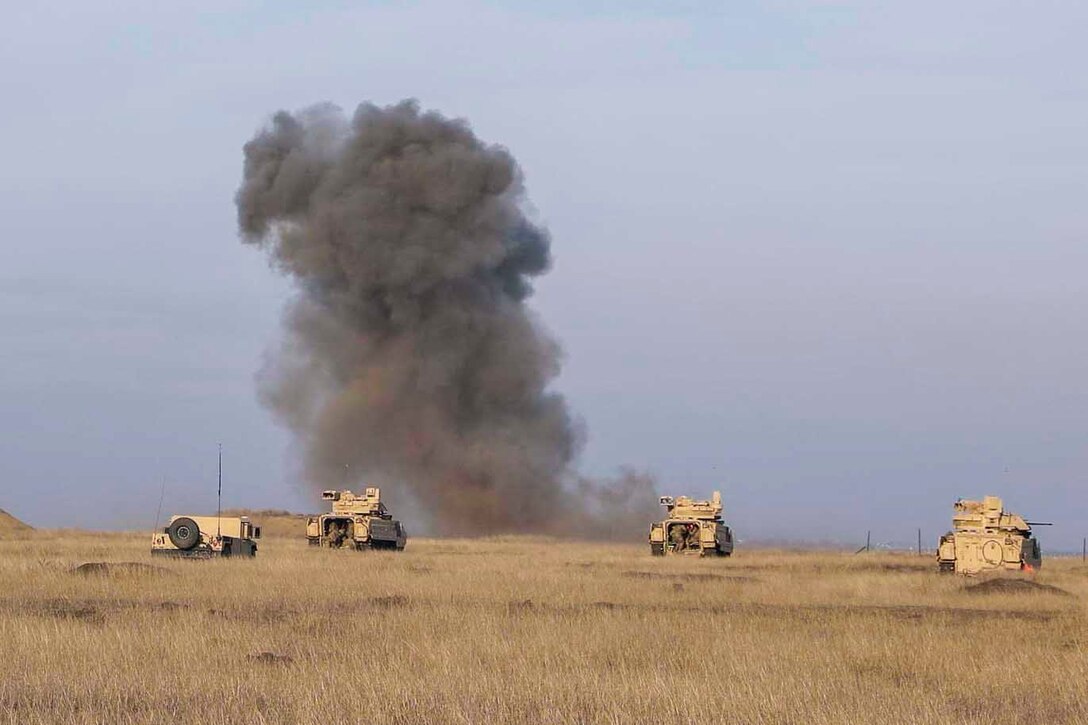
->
221, 509, 309, 539
0, 509, 33, 537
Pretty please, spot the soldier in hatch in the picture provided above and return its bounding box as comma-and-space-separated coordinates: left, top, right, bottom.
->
686, 523, 699, 550
669, 524, 685, 552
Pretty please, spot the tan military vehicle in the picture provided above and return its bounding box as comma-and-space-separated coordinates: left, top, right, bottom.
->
151, 515, 261, 558
306, 488, 407, 551
937, 496, 1046, 575
649, 491, 734, 556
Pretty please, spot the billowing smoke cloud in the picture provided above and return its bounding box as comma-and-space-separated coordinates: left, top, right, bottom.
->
237, 99, 655, 536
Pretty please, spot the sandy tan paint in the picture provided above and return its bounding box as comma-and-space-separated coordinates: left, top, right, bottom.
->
936, 496, 1042, 575
150, 514, 261, 558
649, 491, 734, 557
306, 488, 407, 550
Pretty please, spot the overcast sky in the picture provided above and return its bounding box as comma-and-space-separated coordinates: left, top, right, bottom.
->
1, 1, 1084, 548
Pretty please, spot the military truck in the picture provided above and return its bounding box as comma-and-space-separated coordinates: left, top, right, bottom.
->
151, 515, 261, 558
306, 488, 407, 551
649, 491, 734, 557
937, 496, 1046, 575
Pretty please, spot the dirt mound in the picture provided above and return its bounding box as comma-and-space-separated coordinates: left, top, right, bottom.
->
0, 509, 32, 535
248, 651, 293, 665
621, 571, 758, 583
965, 578, 1071, 597
370, 594, 410, 609
73, 562, 170, 577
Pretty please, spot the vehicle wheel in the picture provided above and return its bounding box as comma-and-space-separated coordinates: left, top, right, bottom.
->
650, 543, 665, 556
167, 518, 201, 550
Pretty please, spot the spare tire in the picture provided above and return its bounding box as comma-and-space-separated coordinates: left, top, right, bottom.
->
168, 517, 201, 550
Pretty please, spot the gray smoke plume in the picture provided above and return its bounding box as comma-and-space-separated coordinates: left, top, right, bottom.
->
237, 99, 655, 536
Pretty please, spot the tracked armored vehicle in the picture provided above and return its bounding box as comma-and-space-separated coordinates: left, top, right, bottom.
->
151, 515, 261, 558
649, 491, 733, 557
937, 496, 1046, 575
306, 488, 407, 551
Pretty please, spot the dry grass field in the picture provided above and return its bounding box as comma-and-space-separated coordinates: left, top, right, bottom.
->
1, 523, 1086, 725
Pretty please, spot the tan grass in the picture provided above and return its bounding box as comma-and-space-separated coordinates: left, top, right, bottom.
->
1, 531, 1085, 724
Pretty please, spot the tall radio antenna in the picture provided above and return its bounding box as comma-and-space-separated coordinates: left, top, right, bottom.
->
151, 475, 167, 554
217, 443, 223, 539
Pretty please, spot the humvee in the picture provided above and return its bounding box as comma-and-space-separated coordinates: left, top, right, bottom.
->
937, 496, 1045, 575
151, 515, 261, 558
306, 488, 407, 551
649, 491, 734, 557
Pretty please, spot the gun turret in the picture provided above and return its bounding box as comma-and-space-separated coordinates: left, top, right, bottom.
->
661, 491, 724, 521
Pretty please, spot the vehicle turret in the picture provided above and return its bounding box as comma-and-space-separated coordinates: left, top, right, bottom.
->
660, 491, 724, 521
322, 488, 390, 518
950, 495, 1035, 534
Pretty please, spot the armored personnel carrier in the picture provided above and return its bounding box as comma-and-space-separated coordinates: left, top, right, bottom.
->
151, 515, 261, 558
937, 496, 1046, 575
649, 491, 734, 557
306, 488, 407, 551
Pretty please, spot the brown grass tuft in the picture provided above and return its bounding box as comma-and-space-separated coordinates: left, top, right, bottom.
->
247, 651, 293, 665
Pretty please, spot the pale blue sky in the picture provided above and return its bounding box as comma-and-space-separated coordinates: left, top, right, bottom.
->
1, 1, 1084, 548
